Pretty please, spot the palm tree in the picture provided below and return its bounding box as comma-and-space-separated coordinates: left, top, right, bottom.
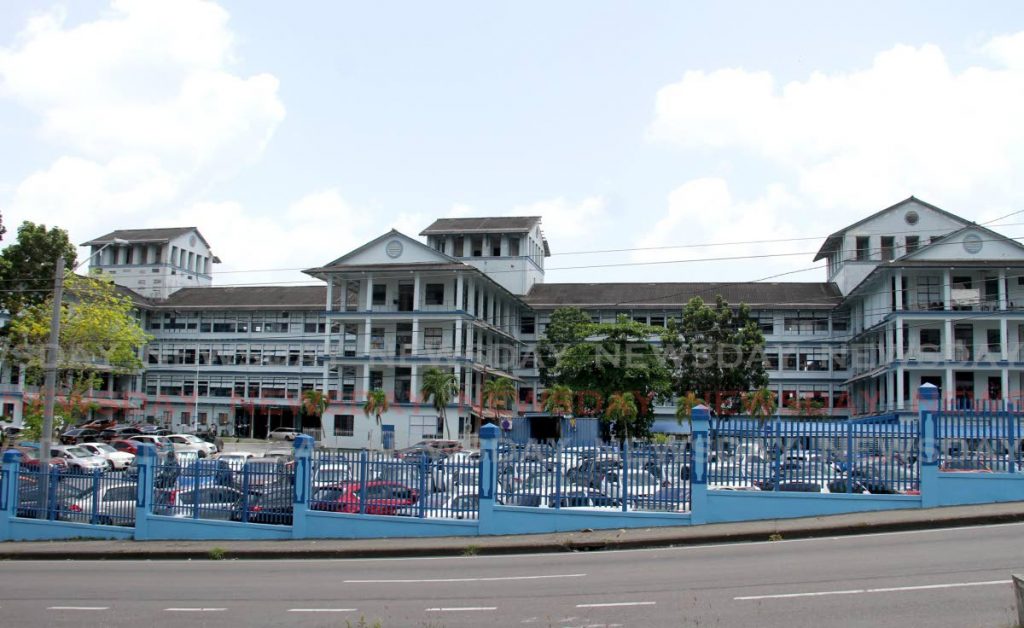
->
301, 389, 328, 436
543, 384, 574, 428
742, 388, 777, 425
675, 391, 707, 426
420, 367, 458, 440
482, 377, 516, 426
605, 392, 638, 442
362, 388, 389, 448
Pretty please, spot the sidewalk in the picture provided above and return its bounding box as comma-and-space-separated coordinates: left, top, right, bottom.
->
3, 501, 1024, 560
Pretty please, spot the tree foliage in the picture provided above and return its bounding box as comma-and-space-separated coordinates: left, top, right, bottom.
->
543, 312, 672, 439
481, 376, 515, 423
363, 389, 389, 426
742, 388, 777, 423
302, 389, 328, 417
605, 392, 639, 442
537, 307, 592, 386
663, 296, 768, 416
542, 384, 574, 415
0, 222, 77, 319
420, 367, 458, 439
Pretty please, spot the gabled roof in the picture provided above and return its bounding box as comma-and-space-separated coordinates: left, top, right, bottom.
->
813, 197, 970, 261
153, 286, 327, 310
897, 223, 1024, 261
420, 216, 542, 235
308, 229, 458, 272
82, 227, 220, 263
525, 282, 842, 310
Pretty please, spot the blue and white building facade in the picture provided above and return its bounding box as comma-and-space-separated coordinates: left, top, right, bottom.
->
1, 197, 1021, 444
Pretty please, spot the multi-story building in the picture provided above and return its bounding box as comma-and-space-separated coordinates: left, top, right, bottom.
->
2, 196, 1022, 445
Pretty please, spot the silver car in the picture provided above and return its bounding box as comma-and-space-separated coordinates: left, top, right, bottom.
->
156, 485, 244, 520
51, 445, 109, 472
63, 482, 139, 525
78, 442, 135, 470
168, 434, 218, 456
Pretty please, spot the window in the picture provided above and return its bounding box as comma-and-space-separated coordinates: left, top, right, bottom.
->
783, 312, 829, 334
855, 236, 870, 261
799, 349, 830, 371
832, 349, 848, 371
424, 327, 443, 350
519, 387, 534, 403
425, 283, 445, 305
471, 236, 483, 257
345, 280, 360, 311
509, 237, 520, 256
649, 315, 665, 327
756, 313, 774, 334
917, 276, 943, 310
880, 236, 895, 261
491, 239, 501, 256
905, 235, 920, 254
782, 352, 798, 370
764, 352, 780, 370
920, 329, 941, 352
519, 350, 535, 369
987, 328, 1001, 355
831, 315, 849, 332
372, 284, 387, 306
520, 316, 535, 334
334, 415, 355, 437
370, 328, 385, 351
370, 371, 383, 390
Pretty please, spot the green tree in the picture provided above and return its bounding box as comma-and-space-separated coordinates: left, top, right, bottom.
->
674, 391, 707, 427
536, 307, 592, 386
481, 376, 516, 425
420, 367, 459, 439
301, 389, 328, 433
0, 222, 77, 319
542, 384, 574, 415
362, 388, 389, 447
742, 387, 777, 424
664, 296, 768, 416
605, 392, 639, 442
8, 273, 151, 421
545, 312, 672, 439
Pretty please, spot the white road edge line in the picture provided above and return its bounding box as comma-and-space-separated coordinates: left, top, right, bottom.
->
346, 573, 585, 584
287, 608, 358, 612
425, 606, 498, 612
577, 601, 657, 608
163, 608, 227, 612
47, 606, 110, 610
735, 579, 1011, 601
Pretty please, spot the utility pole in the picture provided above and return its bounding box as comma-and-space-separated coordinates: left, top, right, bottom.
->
39, 255, 65, 511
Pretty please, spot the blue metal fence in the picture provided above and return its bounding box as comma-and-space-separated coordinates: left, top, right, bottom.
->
309, 450, 479, 520
15, 467, 138, 525
152, 457, 293, 525
936, 401, 1023, 474
709, 419, 920, 494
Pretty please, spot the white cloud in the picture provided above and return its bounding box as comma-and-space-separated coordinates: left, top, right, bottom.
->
648, 35, 1024, 214
0, 0, 285, 243
639, 32, 1024, 282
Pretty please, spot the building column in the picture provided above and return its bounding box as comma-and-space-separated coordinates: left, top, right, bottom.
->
1001, 318, 1009, 361
896, 320, 905, 360
456, 274, 465, 311
943, 269, 952, 310
999, 269, 1008, 311
896, 365, 905, 411
1001, 368, 1009, 402
411, 365, 419, 404
411, 317, 419, 357
413, 273, 421, 311
944, 319, 954, 361
944, 367, 954, 404
894, 270, 903, 311
364, 318, 372, 355
500, 235, 509, 257
365, 276, 374, 310
454, 318, 464, 356
325, 278, 334, 313
467, 279, 476, 315
362, 365, 371, 399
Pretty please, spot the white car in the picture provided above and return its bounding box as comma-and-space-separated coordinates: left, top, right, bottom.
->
217, 451, 257, 473
168, 434, 218, 456
51, 445, 109, 472
78, 442, 135, 470
268, 427, 301, 441
600, 469, 661, 500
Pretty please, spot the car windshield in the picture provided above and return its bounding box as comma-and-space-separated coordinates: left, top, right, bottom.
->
315, 467, 351, 483
65, 447, 92, 458
91, 444, 116, 454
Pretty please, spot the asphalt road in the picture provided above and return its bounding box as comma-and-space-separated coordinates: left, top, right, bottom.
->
3, 523, 1024, 627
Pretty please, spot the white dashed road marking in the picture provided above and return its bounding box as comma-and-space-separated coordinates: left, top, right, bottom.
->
734, 579, 1010, 601
425, 606, 498, 612
346, 573, 585, 583
576, 601, 656, 608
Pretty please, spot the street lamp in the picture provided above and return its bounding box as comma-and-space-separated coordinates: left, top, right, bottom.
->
38, 237, 129, 483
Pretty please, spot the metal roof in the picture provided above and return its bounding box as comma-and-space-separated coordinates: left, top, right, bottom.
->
524, 282, 842, 310
420, 216, 542, 235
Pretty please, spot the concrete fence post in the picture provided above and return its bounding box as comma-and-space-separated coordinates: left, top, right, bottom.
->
291, 434, 314, 539
1, 449, 22, 540
689, 404, 710, 525
477, 423, 500, 535
133, 443, 156, 540
918, 383, 940, 508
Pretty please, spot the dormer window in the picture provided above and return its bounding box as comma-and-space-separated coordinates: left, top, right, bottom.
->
491, 238, 501, 256
905, 235, 919, 254
880, 236, 895, 261
855, 236, 870, 261
509, 237, 520, 256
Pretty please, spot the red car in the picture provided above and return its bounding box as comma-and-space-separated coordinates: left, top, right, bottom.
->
10, 446, 69, 470
311, 481, 419, 515
110, 439, 139, 455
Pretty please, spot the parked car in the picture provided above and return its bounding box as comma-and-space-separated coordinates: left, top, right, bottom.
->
110, 439, 139, 455
512, 489, 620, 510
155, 485, 245, 520
633, 486, 689, 512
396, 492, 479, 519
62, 482, 139, 525
268, 427, 300, 441
3, 425, 24, 439
78, 442, 135, 470
128, 434, 174, 455
172, 458, 234, 492
15, 481, 89, 519
311, 462, 353, 490
50, 445, 109, 472
59, 428, 100, 445
77, 418, 116, 431
138, 425, 171, 436
940, 458, 993, 473
237, 458, 291, 489
10, 446, 68, 470
168, 433, 218, 456
264, 448, 294, 461
100, 426, 142, 442
311, 481, 419, 515
230, 486, 294, 525
218, 451, 257, 473
600, 469, 662, 500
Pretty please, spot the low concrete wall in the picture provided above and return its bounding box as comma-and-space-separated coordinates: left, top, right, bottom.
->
704, 490, 921, 524
6, 518, 135, 542
145, 515, 292, 541
304, 511, 479, 539
934, 473, 1024, 507
484, 506, 691, 535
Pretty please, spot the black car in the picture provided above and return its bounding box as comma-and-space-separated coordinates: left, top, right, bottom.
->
59, 428, 100, 445
100, 426, 142, 442
230, 487, 294, 525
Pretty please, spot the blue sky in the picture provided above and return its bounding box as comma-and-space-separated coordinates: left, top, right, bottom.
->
2, 1, 1024, 288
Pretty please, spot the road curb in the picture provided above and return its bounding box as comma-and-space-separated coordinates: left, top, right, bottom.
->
3, 507, 1024, 560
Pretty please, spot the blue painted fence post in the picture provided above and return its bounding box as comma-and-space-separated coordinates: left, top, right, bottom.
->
689, 405, 710, 525
133, 443, 156, 540
477, 423, 500, 535
291, 434, 314, 539
919, 383, 940, 508
1, 449, 22, 540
